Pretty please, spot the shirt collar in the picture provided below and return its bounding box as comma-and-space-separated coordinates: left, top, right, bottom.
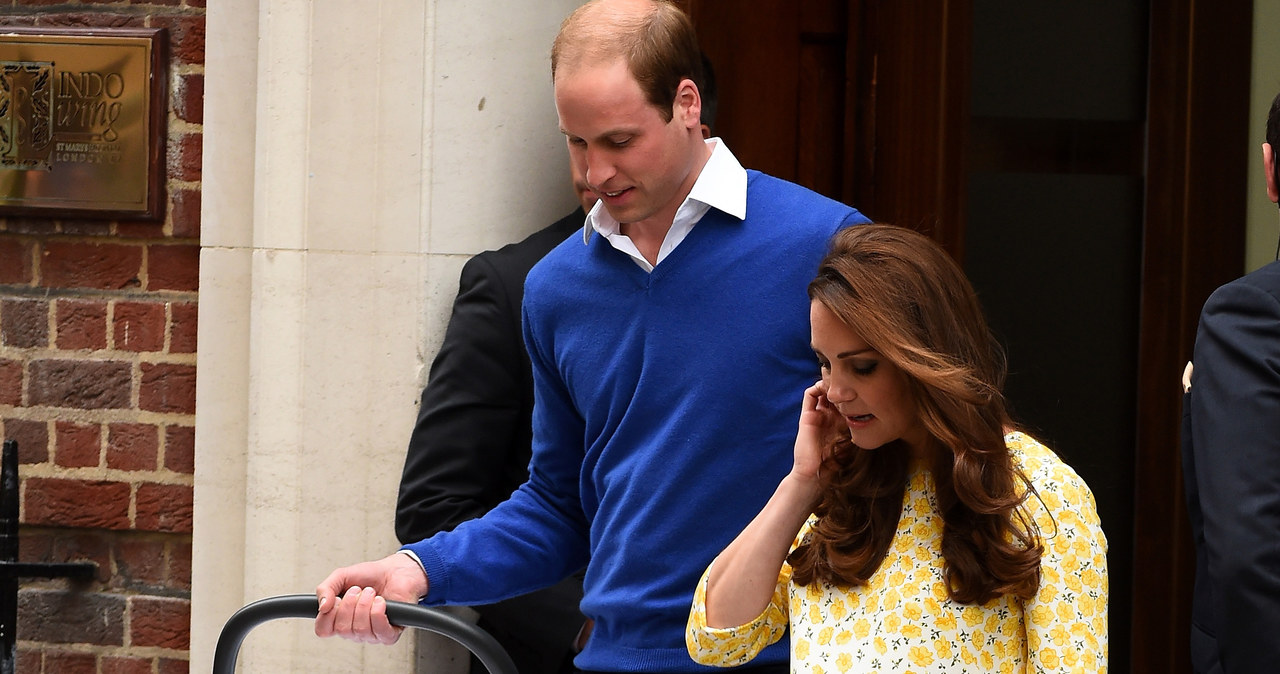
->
581, 137, 748, 243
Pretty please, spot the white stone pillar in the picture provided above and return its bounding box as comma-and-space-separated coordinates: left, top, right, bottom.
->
193, 1, 583, 671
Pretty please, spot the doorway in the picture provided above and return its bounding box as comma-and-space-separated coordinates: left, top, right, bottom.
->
684, 1, 1252, 670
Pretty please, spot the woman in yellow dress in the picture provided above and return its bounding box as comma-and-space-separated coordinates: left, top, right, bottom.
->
687, 224, 1107, 673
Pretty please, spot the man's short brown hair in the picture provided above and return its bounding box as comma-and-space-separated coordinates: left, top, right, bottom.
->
551, 0, 704, 123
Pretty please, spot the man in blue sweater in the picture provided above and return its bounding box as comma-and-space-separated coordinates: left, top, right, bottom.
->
315, 1, 868, 671
393, 57, 718, 674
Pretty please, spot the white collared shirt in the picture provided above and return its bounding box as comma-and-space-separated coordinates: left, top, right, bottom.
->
582, 138, 748, 272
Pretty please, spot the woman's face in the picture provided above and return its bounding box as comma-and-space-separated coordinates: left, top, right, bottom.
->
810, 300, 928, 455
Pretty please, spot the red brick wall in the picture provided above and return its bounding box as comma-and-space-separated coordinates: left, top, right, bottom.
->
0, 2, 204, 672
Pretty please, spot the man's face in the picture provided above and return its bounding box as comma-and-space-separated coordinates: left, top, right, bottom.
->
555, 58, 700, 227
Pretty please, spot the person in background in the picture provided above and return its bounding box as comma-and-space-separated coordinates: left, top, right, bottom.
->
1182, 90, 1280, 674
316, 2, 868, 671
394, 53, 718, 673
689, 224, 1108, 672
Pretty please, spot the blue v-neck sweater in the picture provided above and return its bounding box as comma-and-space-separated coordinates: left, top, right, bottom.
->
408, 171, 868, 672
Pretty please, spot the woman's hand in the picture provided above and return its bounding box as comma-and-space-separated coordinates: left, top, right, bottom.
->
702, 382, 839, 629
792, 380, 842, 482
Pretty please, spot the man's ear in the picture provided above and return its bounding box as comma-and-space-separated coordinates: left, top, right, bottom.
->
673, 78, 702, 130
1265, 142, 1279, 203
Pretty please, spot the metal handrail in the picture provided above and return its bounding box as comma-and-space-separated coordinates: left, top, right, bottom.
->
211, 593, 518, 674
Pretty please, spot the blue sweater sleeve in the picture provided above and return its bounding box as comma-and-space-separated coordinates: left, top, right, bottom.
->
402, 290, 590, 606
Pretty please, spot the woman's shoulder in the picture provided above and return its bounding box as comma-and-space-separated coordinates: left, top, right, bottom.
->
1005, 432, 1108, 561
1005, 431, 1096, 503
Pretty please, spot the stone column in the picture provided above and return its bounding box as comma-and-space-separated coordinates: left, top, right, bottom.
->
193, 1, 582, 670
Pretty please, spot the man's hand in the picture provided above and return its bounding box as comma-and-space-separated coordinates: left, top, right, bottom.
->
314, 552, 430, 644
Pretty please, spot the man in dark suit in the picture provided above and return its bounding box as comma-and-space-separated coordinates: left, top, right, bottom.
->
1182, 90, 1280, 674
394, 59, 718, 673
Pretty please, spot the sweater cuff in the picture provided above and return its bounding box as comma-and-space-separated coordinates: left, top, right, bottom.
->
401, 540, 450, 605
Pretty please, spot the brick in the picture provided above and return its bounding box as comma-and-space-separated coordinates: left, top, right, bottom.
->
38, 14, 142, 29
47, 530, 111, 583
0, 237, 33, 284
0, 358, 21, 406
3, 419, 48, 463
163, 425, 194, 474
135, 483, 193, 534
1, 218, 51, 235
150, 15, 205, 66
159, 658, 190, 674
14, 647, 38, 674
130, 596, 191, 649
60, 220, 113, 237
108, 423, 159, 471
55, 299, 109, 351
140, 362, 195, 414
170, 188, 201, 240
167, 132, 203, 182
102, 656, 153, 674
115, 219, 166, 240
175, 72, 204, 124
169, 302, 197, 353
41, 241, 143, 290
114, 538, 167, 588
23, 478, 131, 530
28, 359, 132, 410
147, 244, 199, 292
54, 421, 101, 468
169, 539, 192, 590
16, 529, 54, 563
113, 301, 166, 352
18, 589, 126, 645
1, 298, 49, 348
39, 651, 95, 674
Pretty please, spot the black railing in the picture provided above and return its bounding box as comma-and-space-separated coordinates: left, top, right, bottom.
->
212, 593, 518, 674
0, 440, 97, 674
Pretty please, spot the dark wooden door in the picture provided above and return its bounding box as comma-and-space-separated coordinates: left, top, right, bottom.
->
682, 1, 1253, 672
684, 0, 969, 251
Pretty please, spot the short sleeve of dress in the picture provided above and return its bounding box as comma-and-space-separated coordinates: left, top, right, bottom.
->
1015, 434, 1110, 671
685, 549, 794, 666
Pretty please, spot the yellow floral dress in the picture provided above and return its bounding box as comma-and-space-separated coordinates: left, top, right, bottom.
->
687, 432, 1108, 673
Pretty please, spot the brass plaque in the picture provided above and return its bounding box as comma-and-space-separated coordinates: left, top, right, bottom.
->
0, 28, 167, 219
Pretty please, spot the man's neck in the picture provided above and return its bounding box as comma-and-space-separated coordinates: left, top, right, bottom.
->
621, 140, 713, 265
621, 219, 675, 267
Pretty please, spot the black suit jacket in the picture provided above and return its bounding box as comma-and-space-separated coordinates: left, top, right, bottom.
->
1183, 260, 1280, 674
396, 209, 586, 673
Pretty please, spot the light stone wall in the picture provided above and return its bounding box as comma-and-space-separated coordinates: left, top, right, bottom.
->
1248, 0, 1280, 272
192, 1, 583, 671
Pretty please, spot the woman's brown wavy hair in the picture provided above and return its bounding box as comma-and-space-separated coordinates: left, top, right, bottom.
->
787, 224, 1044, 605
